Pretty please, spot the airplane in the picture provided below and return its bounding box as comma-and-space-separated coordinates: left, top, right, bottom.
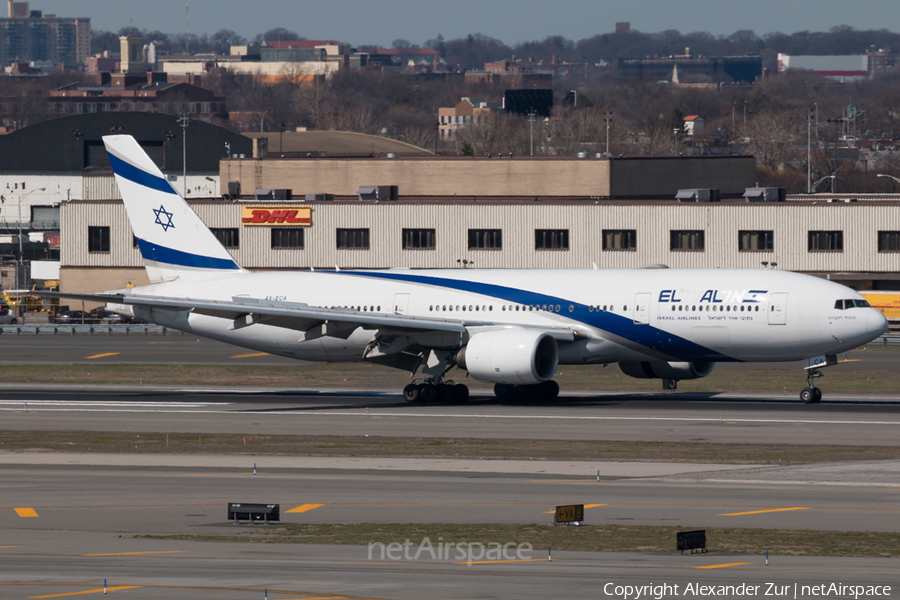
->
41, 135, 889, 404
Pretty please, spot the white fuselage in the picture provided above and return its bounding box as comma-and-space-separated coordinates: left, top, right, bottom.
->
122, 268, 887, 365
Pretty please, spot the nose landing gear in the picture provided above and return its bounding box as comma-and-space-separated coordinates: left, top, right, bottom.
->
800, 369, 823, 404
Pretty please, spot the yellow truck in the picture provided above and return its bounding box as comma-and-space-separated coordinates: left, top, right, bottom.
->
860, 291, 900, 323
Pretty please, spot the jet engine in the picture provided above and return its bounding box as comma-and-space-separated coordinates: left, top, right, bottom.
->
456, 329, 558, 385
618, 361, 715, 381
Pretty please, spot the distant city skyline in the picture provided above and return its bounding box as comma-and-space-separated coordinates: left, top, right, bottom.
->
30, 0, 900, 47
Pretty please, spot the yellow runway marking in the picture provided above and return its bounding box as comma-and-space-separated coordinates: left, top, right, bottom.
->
180, 473, 262, 476
29, 587, 141, 598
720, 507, 810, 516
529, 479, 599, 482
457, 558, 550, 565
231, 352, 270, 358
543, 503, 607, 513
84, 352, 120, 359
14, 507, 38, 517
83, 550, 186, 557
287, 503, 325, 514
0, 545, 21, 548
695, 562, 754, 569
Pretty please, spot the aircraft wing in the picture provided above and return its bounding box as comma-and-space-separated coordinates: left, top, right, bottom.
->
33, 291, 579, 341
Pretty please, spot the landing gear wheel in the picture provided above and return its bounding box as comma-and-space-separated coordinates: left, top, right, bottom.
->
403, 384, 421, 403
813, 388, 822, 403
418, 383, 437, 403
453, 384, 469, 403
494, 383, 512, 400
800, 387, 816, 404
541, 380, 560, 399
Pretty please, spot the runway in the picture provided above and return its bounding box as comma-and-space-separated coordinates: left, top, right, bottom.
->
2, 339, 900, 597
2, 457, 900, 599
2, 385, 900, 445
1, 334, 898, 368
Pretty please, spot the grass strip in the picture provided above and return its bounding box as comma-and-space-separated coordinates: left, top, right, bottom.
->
3, 430, 900, 464
139, 523, 900, 558
1, 362, 898, 394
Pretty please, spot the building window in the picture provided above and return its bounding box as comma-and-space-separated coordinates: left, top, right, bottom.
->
739, 230, 774, 252
211, 228, 239, 248
670, 230, 705, 251
468, 229, 502, 249
602, 229, 636, 251
88, 226, 110, 253
535, 229, 569, 250
808, 230, 843, 252
271, 228, 304, 249
337, 228, 370, 249
402, 228, 436, 249
878, 231, 900, 252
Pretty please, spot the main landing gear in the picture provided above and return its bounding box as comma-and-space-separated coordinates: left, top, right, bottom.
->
403, 380, 469, 404
493, 380, 560, 401
800, 369, 823, 404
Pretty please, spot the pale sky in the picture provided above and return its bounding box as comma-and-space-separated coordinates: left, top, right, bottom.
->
34, 0, 900, 46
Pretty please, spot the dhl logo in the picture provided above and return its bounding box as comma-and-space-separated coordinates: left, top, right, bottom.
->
241, 206, 311, 226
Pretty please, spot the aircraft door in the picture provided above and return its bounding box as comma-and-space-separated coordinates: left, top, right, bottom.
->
393, 293, 411, 315
767, 292, 789, 325
633, 292, 651, 325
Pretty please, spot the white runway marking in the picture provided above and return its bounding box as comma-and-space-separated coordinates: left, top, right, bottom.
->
0, 400, 225, 408
0, 404, 897, 425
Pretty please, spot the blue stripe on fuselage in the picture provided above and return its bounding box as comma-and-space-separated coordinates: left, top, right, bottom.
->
339, 270, 737, 362
108, 152, 178, 195
136, 238, 240, 270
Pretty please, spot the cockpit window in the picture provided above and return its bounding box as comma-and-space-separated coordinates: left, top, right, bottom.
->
836, 299, 872, 310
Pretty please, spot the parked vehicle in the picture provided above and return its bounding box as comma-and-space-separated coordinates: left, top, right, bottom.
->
0, 307, 17, 325
55, 310, 97, 324
107, 312, 140, 324
89, 307, 112, 320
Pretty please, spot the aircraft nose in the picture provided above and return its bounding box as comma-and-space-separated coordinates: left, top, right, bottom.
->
867, 309, 889, 337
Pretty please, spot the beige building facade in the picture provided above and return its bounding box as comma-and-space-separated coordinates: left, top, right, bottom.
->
220, 155, 755, 200
61, 199, 900, 296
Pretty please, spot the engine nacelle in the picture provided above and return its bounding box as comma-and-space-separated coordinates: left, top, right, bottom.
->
618, 361, 715, 381
456, 329, 558, 385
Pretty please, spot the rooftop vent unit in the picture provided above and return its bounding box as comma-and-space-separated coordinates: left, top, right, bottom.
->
743, 187, 786, 202
304, 193, 334, 202
253, 188, 292, 201
675, 188, 720, 202
358, 185, 398, 201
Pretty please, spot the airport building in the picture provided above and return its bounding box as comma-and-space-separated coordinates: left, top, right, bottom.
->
60, 195, 900, 296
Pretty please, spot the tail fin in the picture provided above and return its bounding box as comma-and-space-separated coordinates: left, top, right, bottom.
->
103, 135, 242, 283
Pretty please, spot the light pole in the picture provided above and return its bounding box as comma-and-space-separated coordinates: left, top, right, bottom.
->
16, 187, 46, 291
807, 106, 812, 193
527, 109, 537, 156
279, 122, 285, 156
812, 175, 835, 192
177, 113, 190, 197
604, 108, 613, 155
877, 173, 900, 191
674, 128, 680, 156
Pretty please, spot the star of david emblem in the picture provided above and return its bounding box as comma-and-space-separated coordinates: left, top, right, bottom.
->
153, 205, 175, 232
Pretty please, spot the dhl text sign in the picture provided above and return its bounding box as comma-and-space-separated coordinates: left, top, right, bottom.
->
241, 206, 312, 226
